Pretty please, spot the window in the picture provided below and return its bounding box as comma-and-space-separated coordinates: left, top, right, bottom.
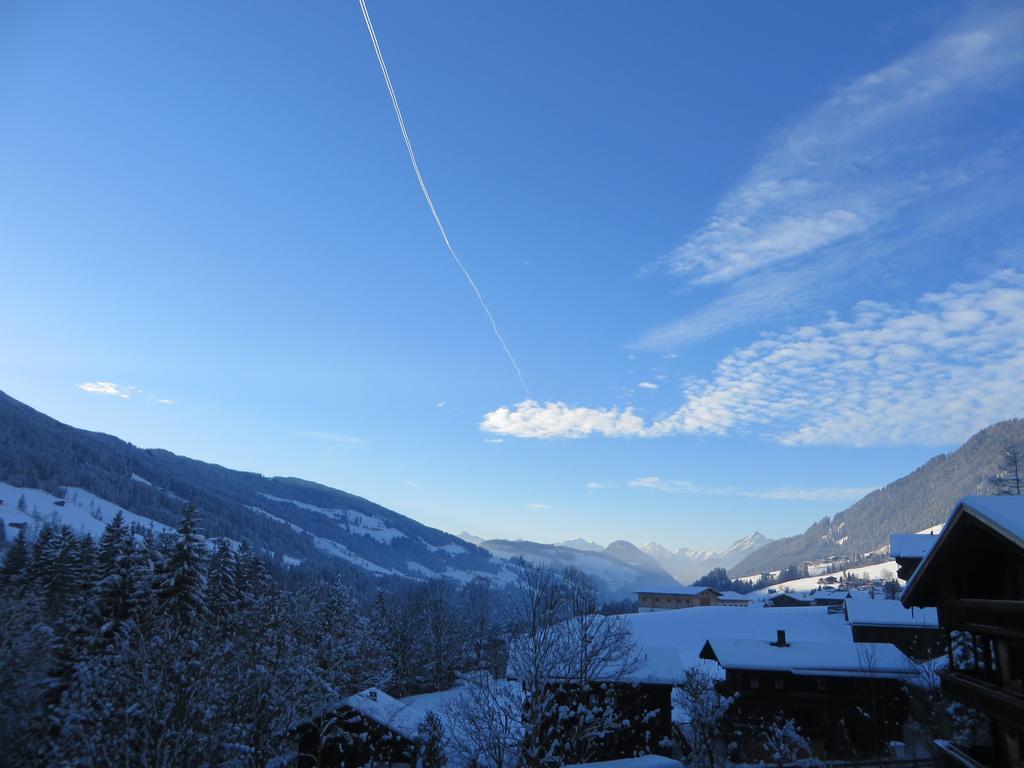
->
816, 678, 827, 692
773, 677, 784, 690
749, 676, 760, 690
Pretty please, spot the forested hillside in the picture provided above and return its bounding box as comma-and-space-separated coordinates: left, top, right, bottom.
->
731, 418, 1024, 576
0, 390, 502, 583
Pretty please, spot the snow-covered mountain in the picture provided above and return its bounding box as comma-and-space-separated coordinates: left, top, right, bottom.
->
0, 390, 509, 585
642, 531, 772, 584
730, 418, 1024, 577
555, 537, 604, 552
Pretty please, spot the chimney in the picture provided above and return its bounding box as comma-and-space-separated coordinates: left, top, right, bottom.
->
773, 629, 789, 647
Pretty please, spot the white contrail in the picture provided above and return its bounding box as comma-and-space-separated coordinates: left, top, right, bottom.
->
357, 0, 531, 397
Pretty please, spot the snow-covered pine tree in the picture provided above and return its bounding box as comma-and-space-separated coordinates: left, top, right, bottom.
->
157, 504, 209, 627
97, 509, 129, 578
206, 538, 239, 619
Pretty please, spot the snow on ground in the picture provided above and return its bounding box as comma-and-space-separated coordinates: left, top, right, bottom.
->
257, 492, 406, 543
746, 560, 900, 598
0, 481, 173, 539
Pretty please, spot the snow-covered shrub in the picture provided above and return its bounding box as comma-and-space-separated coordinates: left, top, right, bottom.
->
674, 665, 735, 768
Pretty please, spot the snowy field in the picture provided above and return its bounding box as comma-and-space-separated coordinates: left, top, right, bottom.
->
0, 481, 172, 538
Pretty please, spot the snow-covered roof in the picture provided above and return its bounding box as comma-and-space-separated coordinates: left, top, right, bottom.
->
844, 598, 938, 628
700, 638, 919, 679
342, 685, 469, 740
622, 605, 852, 676
634, 585, 720, 597
623, 644, 686, 685
718, 591, 752, 602
890, 533, 938, 560
563, 756, 683, 768
342, 688, 420, 740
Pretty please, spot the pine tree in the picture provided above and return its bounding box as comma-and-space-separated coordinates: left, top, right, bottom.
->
990, 442, 1024, 495
17, 494, 27, 513
158, 504, 209, 626
206, 538, 239, 619
417, 712, 448, 768
97, 510, 129, 578
1, 528, 30, 584
0, 518, 6, 548
42, 525, 84, 616
234, 540, 270, 604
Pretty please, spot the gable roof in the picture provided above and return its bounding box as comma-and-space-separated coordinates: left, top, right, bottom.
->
844, 598, 938, 628
342, 684, 470, 740
902, 495, 1024, 607
699, 638, 918, 679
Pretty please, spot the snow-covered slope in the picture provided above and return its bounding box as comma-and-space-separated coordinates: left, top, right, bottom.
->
731, 418, 1024, 577
0, 389, 509, 584
0, 481, 174, 539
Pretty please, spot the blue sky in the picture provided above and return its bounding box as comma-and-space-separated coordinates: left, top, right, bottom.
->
2, 1, 1023, 551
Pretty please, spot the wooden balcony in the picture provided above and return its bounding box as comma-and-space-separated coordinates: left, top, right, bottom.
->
939, 669, 1024, 727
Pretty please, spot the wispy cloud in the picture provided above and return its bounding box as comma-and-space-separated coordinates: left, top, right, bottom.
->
296, 430, 364, 445
658, 9, 1024, 286
483, 270, 1024, 446
634, 7, 1024, 348
527, 503, 552, 510
403, 480, 421, 489
78, 381, 137, 398
638, 381, 659, 390
629, 476, 873, 502
585, 481, 606, 492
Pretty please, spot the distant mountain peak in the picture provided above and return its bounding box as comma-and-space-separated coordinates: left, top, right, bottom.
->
641, 531, 773, 584
555, 537, 604, 552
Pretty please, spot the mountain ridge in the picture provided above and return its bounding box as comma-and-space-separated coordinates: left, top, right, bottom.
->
730, 418, 1024, 576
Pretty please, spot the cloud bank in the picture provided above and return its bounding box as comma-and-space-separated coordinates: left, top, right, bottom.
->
482, 270, 1024, 446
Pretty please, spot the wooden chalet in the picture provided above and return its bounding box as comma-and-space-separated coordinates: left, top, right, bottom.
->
294, 686, 463, 768
891, 532, 939, 581
635, 586, 722, 612
765, 592, 815, 608
844, 597, 944, 661
700, 631, 921, 760
901, 495, 1024, 768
